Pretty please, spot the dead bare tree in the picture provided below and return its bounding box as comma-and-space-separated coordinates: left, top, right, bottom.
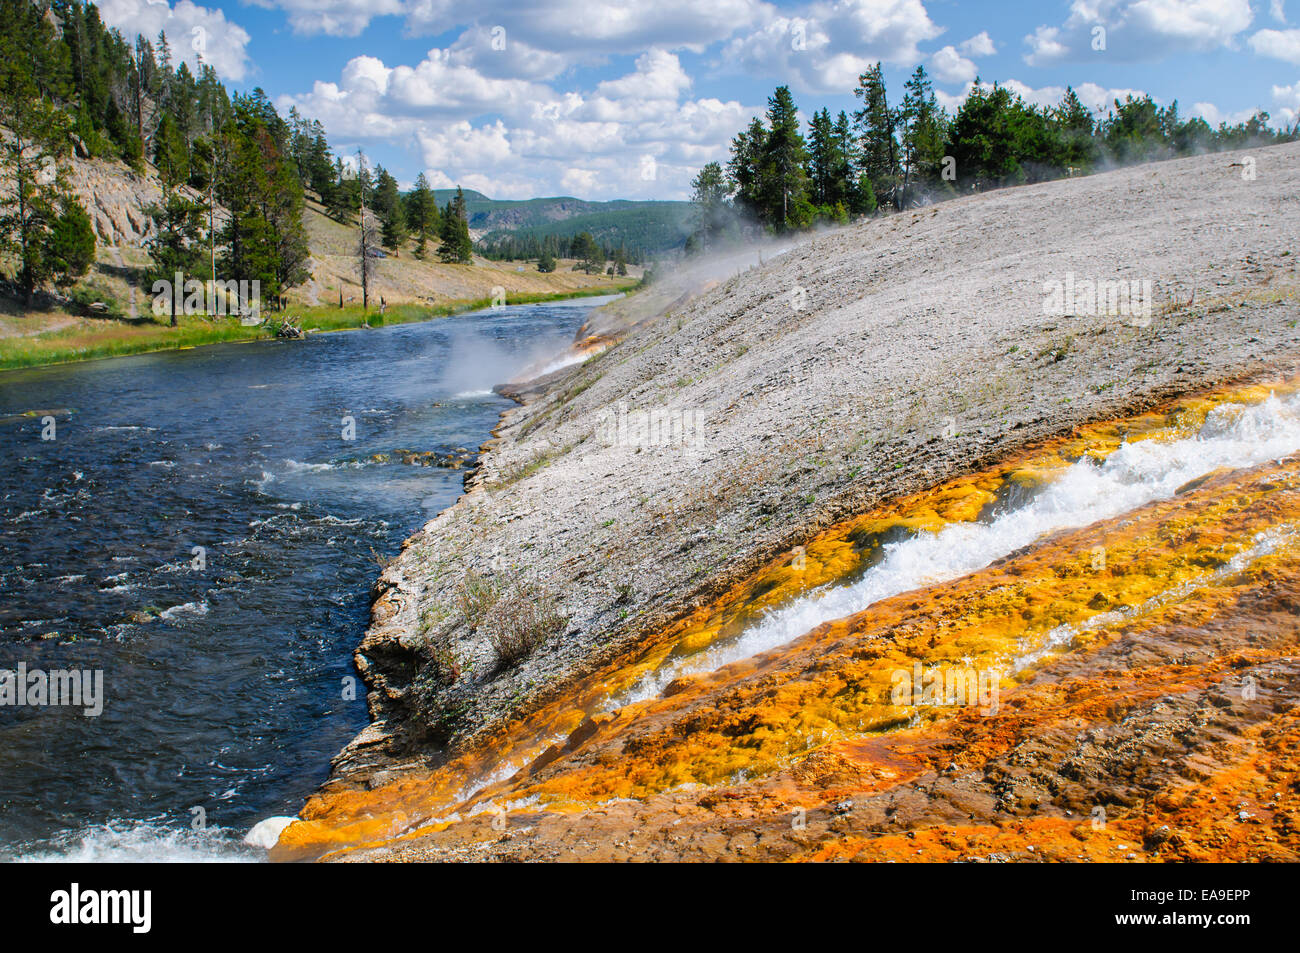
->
354, 149, 380, 311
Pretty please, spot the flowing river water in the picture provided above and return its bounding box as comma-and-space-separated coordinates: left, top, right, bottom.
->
0, 297, 615, 861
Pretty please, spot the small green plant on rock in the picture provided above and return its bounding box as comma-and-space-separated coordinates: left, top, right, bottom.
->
456, 569, 501, 630
456, 569, 567, 668
483, 581, 567, 668
428, 632, 463, 683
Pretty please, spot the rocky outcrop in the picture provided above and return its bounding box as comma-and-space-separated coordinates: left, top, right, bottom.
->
0, 137, 216, 249
64, 156, 214, 248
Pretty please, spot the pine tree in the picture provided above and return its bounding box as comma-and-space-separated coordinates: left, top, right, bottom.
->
44, 195, 96, 289
353, 150, 378, 309
153, 113, 189, 187
214, 96, 310, 306
807, 108, 832, 206
406, 172, 439, 259
1055, 86, 1098, 170
689, 161, 729, 252
372, 166, 406, 251
899, 65, 945, 206
0, 62, 85, 302
145, 188, 205, 325
437, 187, 472, 263
832, 110, 867, 213
854, 62, 899, 209
727, 116, 767, 221
571, 231, 603, 273
759, 86, 810, 229
305, 123, 335, 199
381, 202, 408, 253
945, 82, 1034, 188
187, 134, 222, 288
326, 157, 359, 222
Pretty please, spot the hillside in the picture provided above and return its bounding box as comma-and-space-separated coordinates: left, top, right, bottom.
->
433, 189, 693, 252
0, 149, 638, 366
296, 196, 635, 308
273, 141, 1300, 862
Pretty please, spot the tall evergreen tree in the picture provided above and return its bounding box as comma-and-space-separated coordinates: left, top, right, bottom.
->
1054, 86, 1098, 170
44, 194, 96, 289
760, 86, 810, 229
570, 231, 603, 273
153, 112, 189, 187
536, 245, 556, 273
326, 156, 360, 222
0, 41, 93, 302
689, 161, 730, 252
806, 107, 856, 211
946, 81, 1037, 189
437, 187, 472, 264
853, 62, 899, 208
899, 65, 945, 206
145, 189, 205, 325
405, 172, 439, 259
726, 116, 768, 222
832, 110, 872, 213
372, 167, 407, 251
353, 150, 378, 310
214, 96, 309, 306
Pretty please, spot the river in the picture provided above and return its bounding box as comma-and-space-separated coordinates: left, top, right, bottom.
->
0, 297, 613, 861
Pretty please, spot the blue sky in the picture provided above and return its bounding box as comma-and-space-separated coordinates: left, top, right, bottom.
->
94, 0, 1300, 200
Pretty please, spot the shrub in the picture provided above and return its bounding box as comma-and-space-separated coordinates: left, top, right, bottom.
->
456, 569, 501, 631
456, 570, 566, 667
483, 582, 566, 667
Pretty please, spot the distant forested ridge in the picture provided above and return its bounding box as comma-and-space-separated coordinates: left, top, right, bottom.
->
690, 66, 1300, 249
441, 190, 691, 263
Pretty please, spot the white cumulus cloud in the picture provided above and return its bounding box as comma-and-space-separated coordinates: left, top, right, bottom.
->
1250, 28, 1300, 62
96, 0, 253, 81
930, 45, 978, 83
278, 46, 755, 200
1023, 0, 1253, 65
959, 30, 997, 56
1273, 79, 1300, 125
251, 0, 760, 51
720, 0, 943, 93
1189, 101, 1260, 126
933, 79, 1147, 115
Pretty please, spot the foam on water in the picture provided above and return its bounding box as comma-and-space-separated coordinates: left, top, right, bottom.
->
5, 820, 260, 863
158, 600, 210, 620
620, 393, 1300, 704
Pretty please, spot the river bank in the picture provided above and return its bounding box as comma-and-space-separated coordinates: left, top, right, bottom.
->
0, 283, 635, 372
0, 296, 608, 858
278, 141, 1300, 861
306, 380, 1300, 862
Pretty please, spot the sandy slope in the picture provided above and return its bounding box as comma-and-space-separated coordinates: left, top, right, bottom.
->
325, 142, 1300, 806
297, 199, 636, 307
